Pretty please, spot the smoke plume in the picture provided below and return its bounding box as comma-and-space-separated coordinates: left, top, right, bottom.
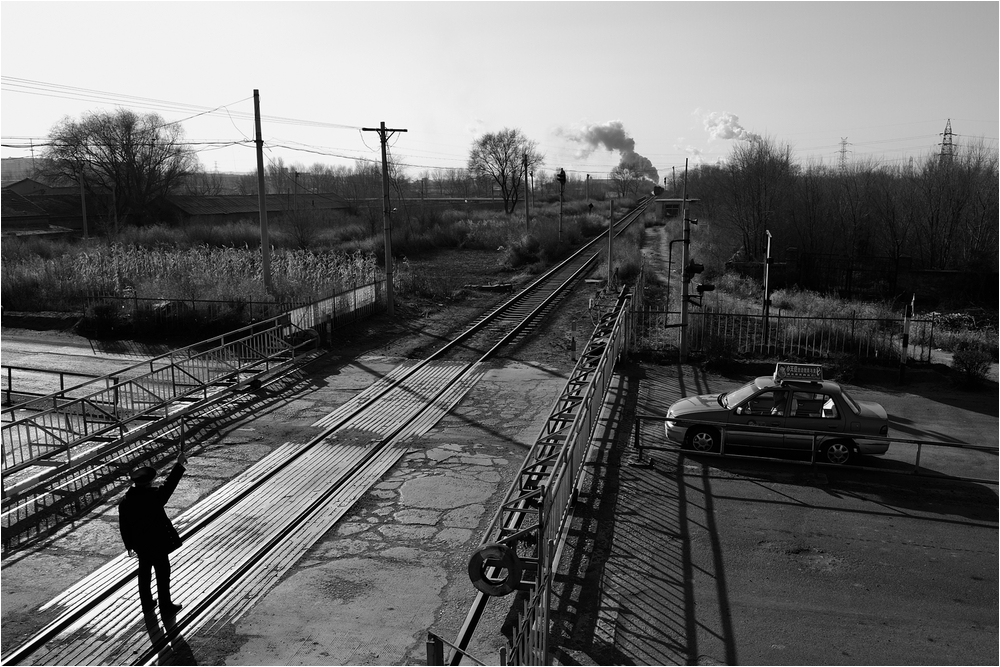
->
559, 120, 660, 181
703, 111, 759, 141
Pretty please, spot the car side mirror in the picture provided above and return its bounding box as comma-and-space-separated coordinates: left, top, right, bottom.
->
735, 406, 745, 415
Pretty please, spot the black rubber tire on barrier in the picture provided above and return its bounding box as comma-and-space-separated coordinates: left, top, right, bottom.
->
467, 542, 523, 596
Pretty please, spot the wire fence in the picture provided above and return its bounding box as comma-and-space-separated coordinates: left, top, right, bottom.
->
634, 308, 935, 363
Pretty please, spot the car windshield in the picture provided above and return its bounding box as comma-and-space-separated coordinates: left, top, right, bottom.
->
839, 387, 862, 415
721, 382, 759, 409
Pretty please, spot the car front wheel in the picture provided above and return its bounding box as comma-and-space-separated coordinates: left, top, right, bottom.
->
687, 427, 719, 453
822, 440, 854, 465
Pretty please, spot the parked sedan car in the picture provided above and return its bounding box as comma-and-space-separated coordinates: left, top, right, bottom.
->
664, 363, 889, 465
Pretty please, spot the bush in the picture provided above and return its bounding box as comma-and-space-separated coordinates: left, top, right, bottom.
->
826, 352, 859, 383
951, 342, 994, 387
713, 272, 762, 302
78, 301, 131, 338
183, 219, 262, 248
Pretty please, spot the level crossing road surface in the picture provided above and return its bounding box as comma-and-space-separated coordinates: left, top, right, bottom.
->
1, 349, 570, 665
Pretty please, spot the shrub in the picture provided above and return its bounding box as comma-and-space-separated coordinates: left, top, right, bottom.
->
826, 352, 859, 383
184, 220, 261, 248
951, 341, 994, 387
117, 224, 183, 248
713, 272, 762, 302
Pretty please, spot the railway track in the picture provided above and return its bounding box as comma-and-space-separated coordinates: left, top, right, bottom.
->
4, 197, 651, 665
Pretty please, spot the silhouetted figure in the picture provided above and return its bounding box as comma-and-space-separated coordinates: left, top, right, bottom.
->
119, 452, 187, 617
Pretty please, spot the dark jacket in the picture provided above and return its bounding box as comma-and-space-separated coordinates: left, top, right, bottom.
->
119, 463, 186, 556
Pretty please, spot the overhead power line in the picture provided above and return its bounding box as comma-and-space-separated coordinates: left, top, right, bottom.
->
0, 76, 363, 132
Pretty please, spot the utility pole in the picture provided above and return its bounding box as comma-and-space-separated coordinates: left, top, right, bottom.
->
523, 153, 529, 229
557, 168, 567, 242
111, 182, 119, 237
76, 164, 89, 239
362, 121, 407, 318
679, 159, 691, 362
253, 89, 273, 294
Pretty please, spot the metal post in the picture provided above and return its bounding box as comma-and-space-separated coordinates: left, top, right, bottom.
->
426, 633, 445, 665
608, 199, 614, 290
900, 294, 914, 382
680, 159, 691, 362
558, 182, 564, 242
763, 230, 773, 347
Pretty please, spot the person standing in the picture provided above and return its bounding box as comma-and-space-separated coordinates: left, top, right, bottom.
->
119, 452, 187, 616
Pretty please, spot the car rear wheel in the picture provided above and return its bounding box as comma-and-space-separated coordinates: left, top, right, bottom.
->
687, 427, 719, 453
821, 440, 854, 465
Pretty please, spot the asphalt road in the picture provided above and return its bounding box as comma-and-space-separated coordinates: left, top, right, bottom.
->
550, 362, 999, 666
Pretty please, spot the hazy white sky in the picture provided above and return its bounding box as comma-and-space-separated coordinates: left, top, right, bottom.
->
2, 1, 997, 180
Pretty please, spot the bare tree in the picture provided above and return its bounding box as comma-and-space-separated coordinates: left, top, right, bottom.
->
468, 128, 543, 214
43, 108, 196, 227
609, 165, 643, 197
723, 135, 794, 261
182, 169, 225, 195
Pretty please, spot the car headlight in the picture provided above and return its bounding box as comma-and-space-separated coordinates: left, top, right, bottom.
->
665, 411, 676, 429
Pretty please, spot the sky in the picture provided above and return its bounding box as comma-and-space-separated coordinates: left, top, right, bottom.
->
2, 1, 998, 183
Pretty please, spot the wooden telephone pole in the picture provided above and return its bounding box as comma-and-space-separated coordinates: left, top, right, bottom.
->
253, 89, 273, 294
362, 121, 407, 317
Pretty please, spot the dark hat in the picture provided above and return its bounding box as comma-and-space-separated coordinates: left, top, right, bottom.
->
130, 466, 156, 483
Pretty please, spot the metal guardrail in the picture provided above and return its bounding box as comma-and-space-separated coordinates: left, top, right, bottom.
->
632, 414, 998, 486
3, 366, 109, 406
1, 314, 306, 496
450, 285, 635, 666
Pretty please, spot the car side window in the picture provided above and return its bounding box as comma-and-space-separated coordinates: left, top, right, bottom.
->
743, 389, 787, 416
789, 391, 825, 418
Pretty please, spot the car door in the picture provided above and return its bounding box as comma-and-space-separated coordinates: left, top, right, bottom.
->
783, 390, 845, 454
728, 388, 789, 448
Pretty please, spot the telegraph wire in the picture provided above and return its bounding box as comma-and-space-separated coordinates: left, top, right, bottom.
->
1, 76, 362, 131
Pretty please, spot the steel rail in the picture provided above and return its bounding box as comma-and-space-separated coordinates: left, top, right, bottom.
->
5, 198, 651, 666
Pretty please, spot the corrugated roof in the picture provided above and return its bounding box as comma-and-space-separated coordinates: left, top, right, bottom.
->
1, 190, 48, 217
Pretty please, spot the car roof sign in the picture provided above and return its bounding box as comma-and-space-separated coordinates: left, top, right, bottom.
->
774, 362, 823, 383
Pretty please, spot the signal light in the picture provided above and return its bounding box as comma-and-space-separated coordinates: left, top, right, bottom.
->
556, 168, 567, 185
682, 261, 704, 282
696, 283, 716, 294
